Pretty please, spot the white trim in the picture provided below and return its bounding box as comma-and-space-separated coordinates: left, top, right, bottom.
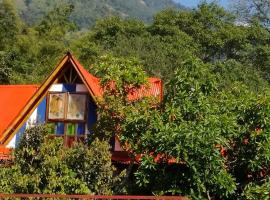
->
26, 108, 37, 128
6, 135, 16, 148
49, 84, 63, 92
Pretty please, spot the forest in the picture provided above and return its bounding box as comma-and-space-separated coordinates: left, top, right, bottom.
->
1, 0, 270, 199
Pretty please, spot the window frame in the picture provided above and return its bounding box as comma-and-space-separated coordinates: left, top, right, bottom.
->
46, 91, 88, 146
66, 93, 88, 122
46, 92, 66, 121
46, 92, 88, 123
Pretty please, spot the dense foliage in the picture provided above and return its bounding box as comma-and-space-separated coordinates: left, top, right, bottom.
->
0, 125, 120, 194
1, 0, 270, 199
93, 55, 270, 199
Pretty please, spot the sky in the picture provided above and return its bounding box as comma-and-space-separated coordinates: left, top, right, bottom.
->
173, 0, 230, 8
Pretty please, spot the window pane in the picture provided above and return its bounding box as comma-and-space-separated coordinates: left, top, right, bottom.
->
66, 94, 86, 120
48, 93, 65, 120
56, 122, 64, 135
77, 123, 85, 135
66, 123, 75, 136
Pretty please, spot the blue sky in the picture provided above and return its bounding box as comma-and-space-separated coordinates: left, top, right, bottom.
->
173, 0, 230, 8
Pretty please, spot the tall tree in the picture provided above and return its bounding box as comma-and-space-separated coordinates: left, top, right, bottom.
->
93, 54, 270, 199
35, 4, 75, 39
0, 53, 11, 84
6, 3, 75, 84
0, 0, 21, 50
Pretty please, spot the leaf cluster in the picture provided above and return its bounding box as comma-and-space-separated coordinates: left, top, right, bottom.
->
0, 125, 120, 195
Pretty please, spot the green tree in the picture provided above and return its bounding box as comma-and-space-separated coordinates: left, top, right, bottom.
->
74, 3, 270, 82
35, 4, 76, 39
93, 53, 270, 199
0, 125, 119, 195
74, 15, 197, 80
0, 0, 21, 50
0, 52, 12, 84
5, 4, 75, 84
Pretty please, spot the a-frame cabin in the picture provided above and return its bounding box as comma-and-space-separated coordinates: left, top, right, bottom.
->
0, 52, 162, 162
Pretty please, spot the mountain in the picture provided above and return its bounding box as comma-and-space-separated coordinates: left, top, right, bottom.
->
15, 0, 185, 29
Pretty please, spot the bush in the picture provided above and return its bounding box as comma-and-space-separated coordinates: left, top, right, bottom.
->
0, 125, 120, 194
244, 178, 270, 200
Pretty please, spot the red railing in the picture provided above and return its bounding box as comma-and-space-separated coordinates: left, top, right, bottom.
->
0, 194, 188, 200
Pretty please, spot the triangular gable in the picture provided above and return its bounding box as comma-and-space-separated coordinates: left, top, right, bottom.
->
0, 53, 99, 145
0, 52, 162, 146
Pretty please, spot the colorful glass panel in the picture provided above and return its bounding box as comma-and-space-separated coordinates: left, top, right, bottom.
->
56, 122, 64, 135
77, 123, 85, 135
66, 123, 75, 136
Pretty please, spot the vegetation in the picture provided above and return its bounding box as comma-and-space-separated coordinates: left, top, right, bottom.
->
1, 0, 270, 199
0, 125, 121, 194
93, 55, 270, 199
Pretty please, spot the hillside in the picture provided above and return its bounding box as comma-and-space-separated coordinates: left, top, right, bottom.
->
15, 0, 185, 29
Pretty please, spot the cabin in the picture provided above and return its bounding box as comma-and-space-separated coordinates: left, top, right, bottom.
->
0, 53, 162, 163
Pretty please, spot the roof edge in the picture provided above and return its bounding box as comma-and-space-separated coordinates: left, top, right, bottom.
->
0, 54, 70, 145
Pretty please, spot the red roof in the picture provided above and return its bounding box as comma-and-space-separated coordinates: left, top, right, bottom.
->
0, 85, 39, 139
0, 147, 12, 160
127, 77, 162, 101
70, 54, 162, 101
70, 54, 103, 97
